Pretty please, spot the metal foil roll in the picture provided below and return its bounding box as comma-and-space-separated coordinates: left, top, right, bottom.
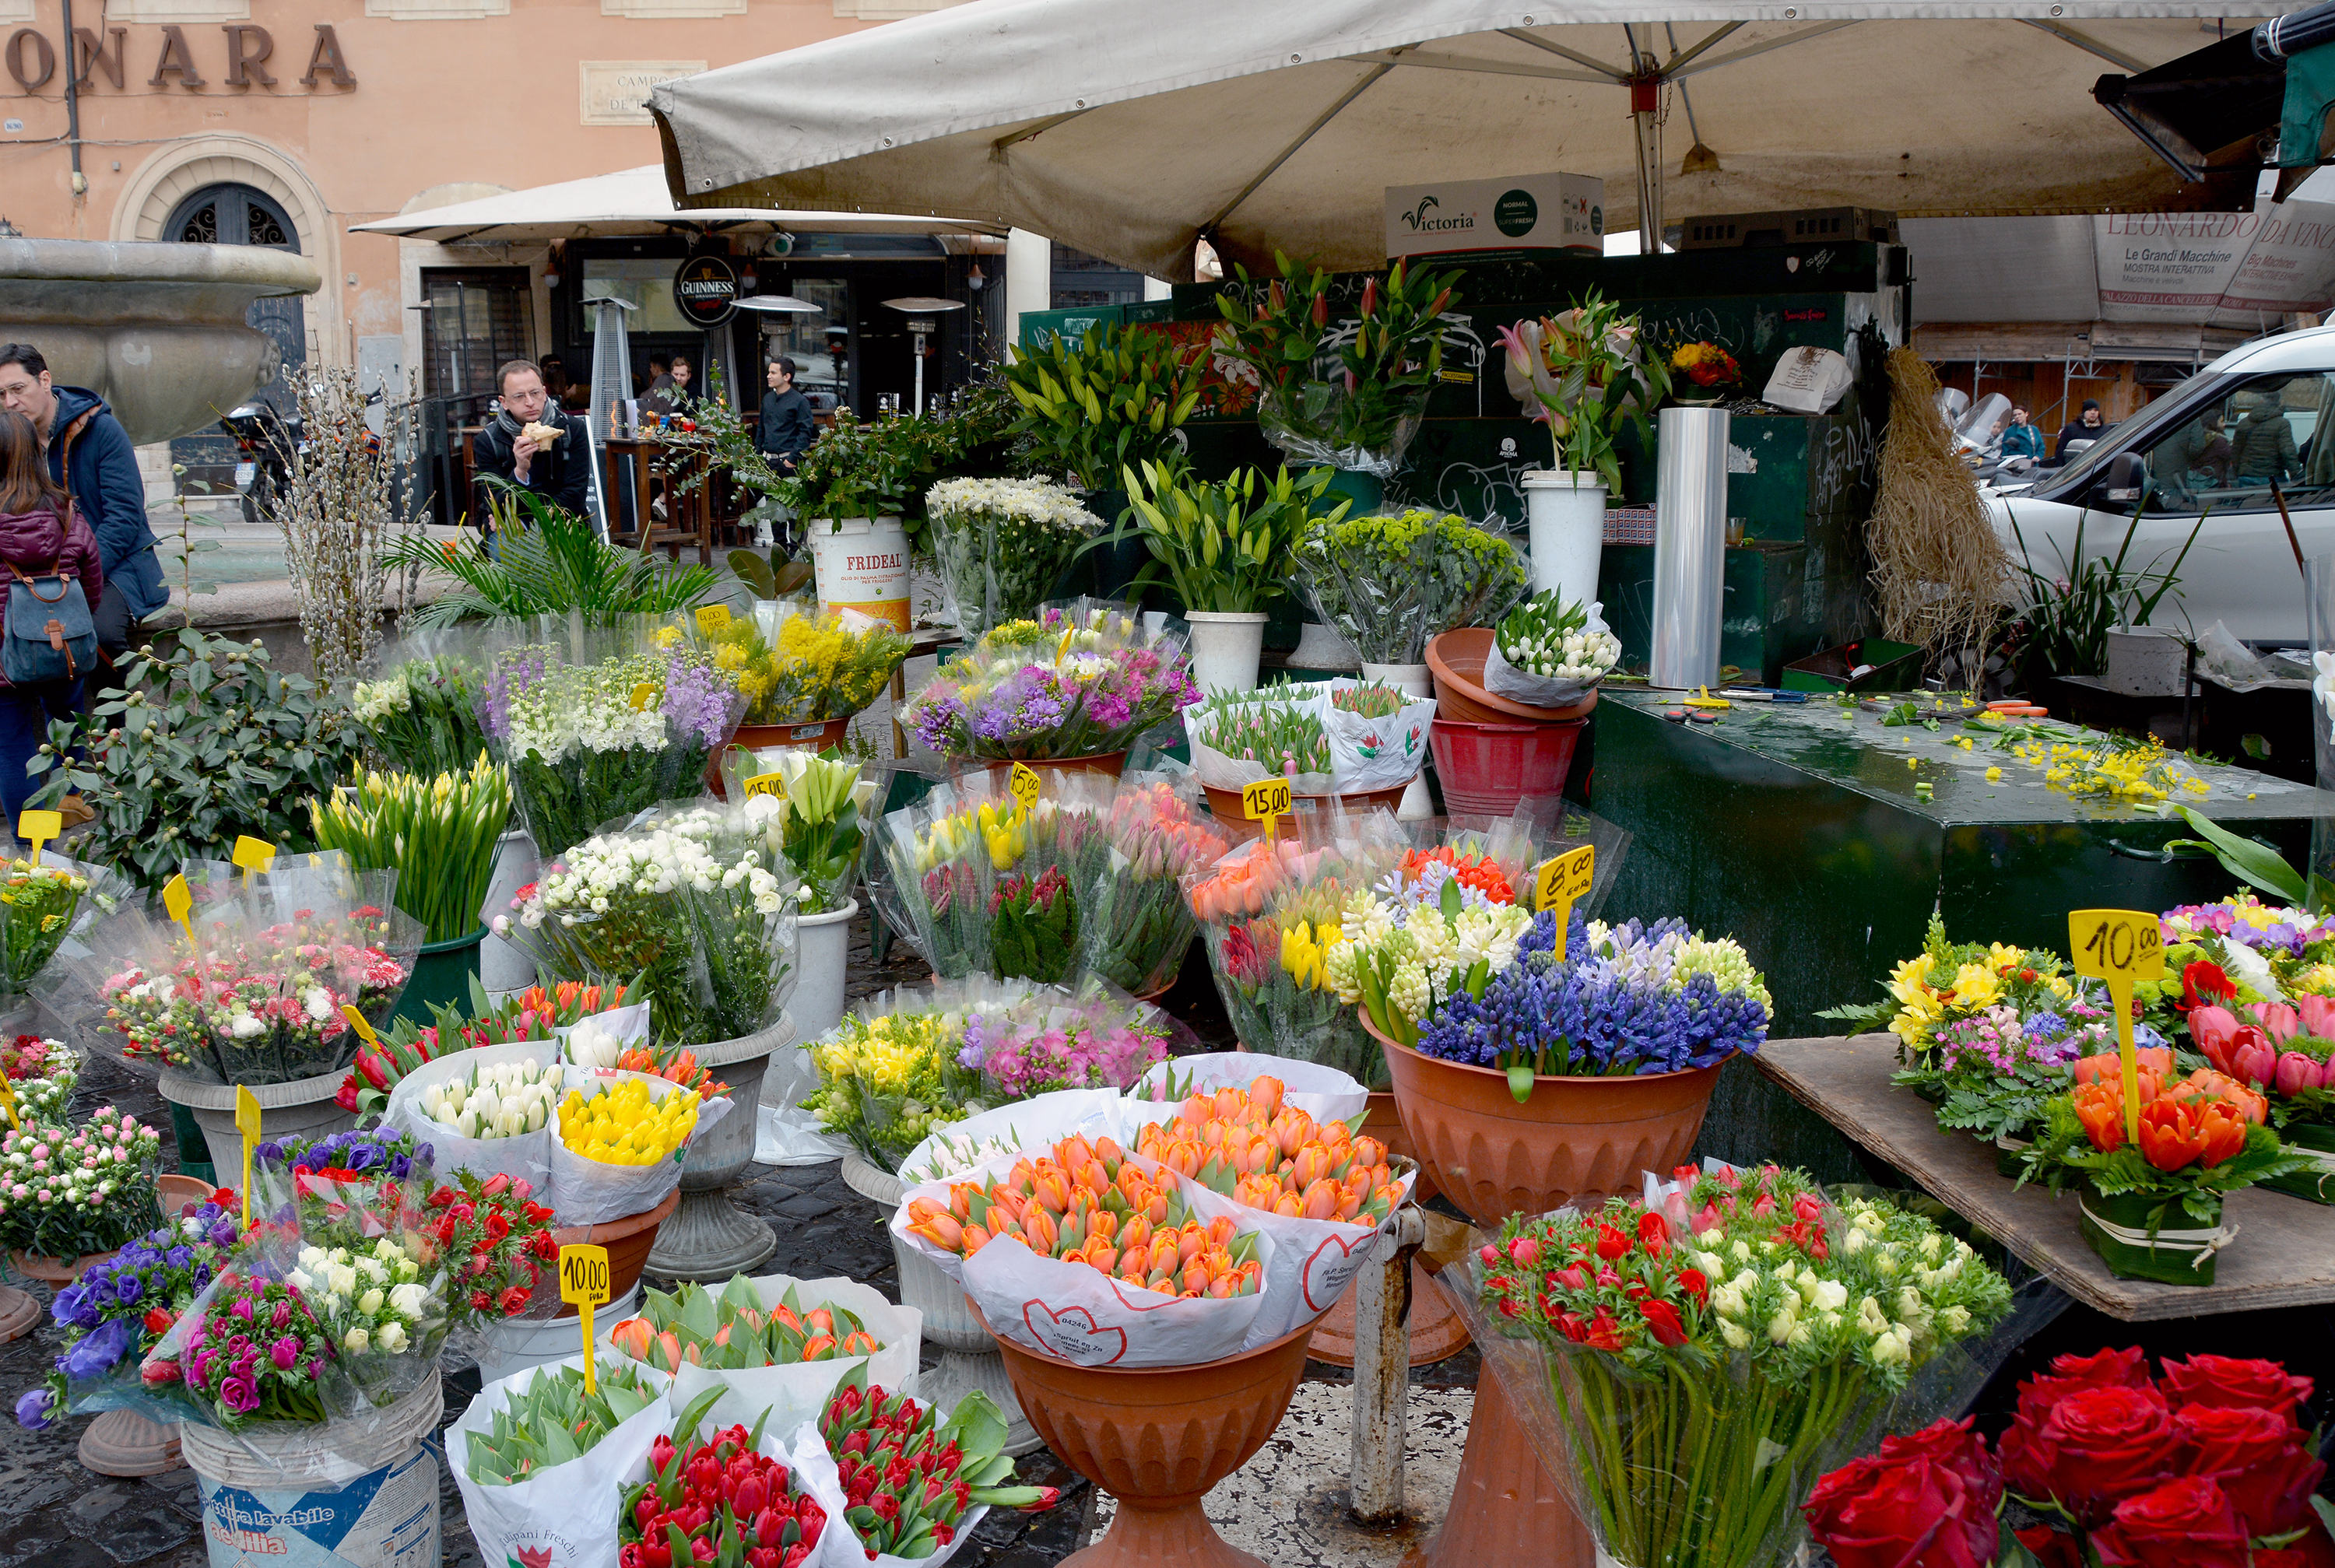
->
1650, 406, 1730, 689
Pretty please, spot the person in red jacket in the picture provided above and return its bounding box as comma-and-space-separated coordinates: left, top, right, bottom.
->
0, 412, 101, 828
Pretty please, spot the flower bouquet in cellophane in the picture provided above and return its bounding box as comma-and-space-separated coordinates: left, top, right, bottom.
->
720, 747, 883, 916
902, 602, 1197, 765
1076, 771, 1230, 997
893, 1131, 1275, 1366
0, 848, 127, 995
1182, 823, 1403, 1086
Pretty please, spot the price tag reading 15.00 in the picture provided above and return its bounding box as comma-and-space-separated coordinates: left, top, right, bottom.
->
2068, 908, 2165, 1144
1008, 763, 1044, 812
1242, 778, 1292, 839
559, 1244, 611, 1391
1533, 845, 1596, 958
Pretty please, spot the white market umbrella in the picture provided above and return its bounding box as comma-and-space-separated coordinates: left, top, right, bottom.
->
652, 0, 2285, 279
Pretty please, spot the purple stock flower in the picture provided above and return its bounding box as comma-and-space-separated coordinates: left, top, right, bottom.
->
661, 651, 745, 749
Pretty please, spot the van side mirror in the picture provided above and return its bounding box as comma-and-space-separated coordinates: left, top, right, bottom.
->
2092, 451, 2146, 508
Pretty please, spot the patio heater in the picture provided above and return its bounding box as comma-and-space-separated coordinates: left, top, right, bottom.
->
881, 296, 964, 415
733, 293, 826, 395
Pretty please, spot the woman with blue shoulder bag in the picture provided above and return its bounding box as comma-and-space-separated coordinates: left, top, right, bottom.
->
0, 412, 100, 829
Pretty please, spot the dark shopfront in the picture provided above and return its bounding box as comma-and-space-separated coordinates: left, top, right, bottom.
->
548, 235, 997, 420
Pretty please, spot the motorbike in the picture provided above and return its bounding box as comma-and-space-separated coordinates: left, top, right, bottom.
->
216, 402, 305, 525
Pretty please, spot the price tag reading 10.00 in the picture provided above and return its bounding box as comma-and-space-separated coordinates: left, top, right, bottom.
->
560, 1244, 611, 1391
2068, 908, 2165, 1144
1008, 763, 1044, 812
1242, 778, 1292, 839
1533, 845, 1595, 958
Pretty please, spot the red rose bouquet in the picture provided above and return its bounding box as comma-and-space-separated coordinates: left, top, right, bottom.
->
1478, 1164, 2012, 1567
620, 1392, 827, 1568
814, 1377, 1058, 1561
420, 1170, 559, 1329
1803, 1347, 2333, 1568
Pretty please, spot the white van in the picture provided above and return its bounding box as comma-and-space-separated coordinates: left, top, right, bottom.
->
1983, 326, 2335, 646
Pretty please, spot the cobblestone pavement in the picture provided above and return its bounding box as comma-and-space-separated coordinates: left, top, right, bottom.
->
5, 913, 1468, 1566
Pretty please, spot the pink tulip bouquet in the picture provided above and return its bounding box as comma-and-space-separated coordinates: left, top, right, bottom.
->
2185, 984, 2335, 1202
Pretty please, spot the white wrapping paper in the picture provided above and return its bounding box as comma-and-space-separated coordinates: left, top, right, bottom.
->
1122, 1051, 1369, 1127
385, 1041, 563, 1191
651, 1273, 922, 1438
549, 1068, 732, 1225
788, 1416, 990, 1568
1185, 678, 1437, 796
448, 1352, 675, 1568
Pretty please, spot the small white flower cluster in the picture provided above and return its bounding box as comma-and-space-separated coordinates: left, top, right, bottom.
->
507, 661, 669, 766
289, 1239, 430, 1356
1494, 591, 1621, 681
529, 813, 788, 923
906, 1130, 1015, 1183
927, 477, 1102, 536
422, 1059, 562, 1141
9, 1039, 77, 1124
1326, 892, 1534, 1025
349, 669, 414, 725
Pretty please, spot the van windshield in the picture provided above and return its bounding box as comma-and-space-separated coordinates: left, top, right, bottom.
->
2045, 372, 2230, 496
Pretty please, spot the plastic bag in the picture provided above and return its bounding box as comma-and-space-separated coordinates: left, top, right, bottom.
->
2196, 619, 2273, 692
0, 848, 130, 997
1079, 771, 1231, 998
549, 1068, 732, 1225
900, 602, 1197, 763
1481, 602, 1616, 709
637, 1272, 923, 1438
451, 1352, 676, 1568
384, 1040, 564, 1190
1254, 380, 1427, 481
1295, 510, 1530, 665
1185, 678, 1434, 796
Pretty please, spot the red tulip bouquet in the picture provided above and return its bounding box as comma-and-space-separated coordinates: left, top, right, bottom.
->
1802, 1347, 2335, 1568
620, 1390, 828, 1568
809, 1376, 1059, 1564
335, 976, 636, 1116
1476, 1164, 2012, 1568
2186, 987, 2335, 1201
2016, 1061, 2308, 1284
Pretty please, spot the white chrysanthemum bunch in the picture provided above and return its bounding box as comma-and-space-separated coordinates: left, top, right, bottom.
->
927, 476, 1101, 536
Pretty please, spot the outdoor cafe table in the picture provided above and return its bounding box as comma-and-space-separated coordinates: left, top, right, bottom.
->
1750, 1033, 2335, 1321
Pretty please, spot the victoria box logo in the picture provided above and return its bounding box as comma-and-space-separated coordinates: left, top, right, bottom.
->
1400, 195, 1476, 234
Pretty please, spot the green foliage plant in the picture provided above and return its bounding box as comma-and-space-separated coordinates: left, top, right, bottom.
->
1116, 461, 1350, 614
2004, 506, 2202, 679
384, 485, 721, 629
1003, 324, 1205, 489
1498, 290, 1670, 495
1294, 508, 1529, 663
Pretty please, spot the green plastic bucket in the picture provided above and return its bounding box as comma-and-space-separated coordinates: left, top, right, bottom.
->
390, 924, 486, 1030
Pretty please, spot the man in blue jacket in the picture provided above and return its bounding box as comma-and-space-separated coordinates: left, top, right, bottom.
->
0, 344, 170, 666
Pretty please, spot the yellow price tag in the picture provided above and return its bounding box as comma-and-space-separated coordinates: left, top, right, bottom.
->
742, 771, 785, 800
340, 1004, 379, 1044
1533, 845, 1596, 959
16, 809, 59, 862
1008, 763, 1044, 812
630, 682, 658, 710
163, 873, 195, 942
231, 835, 277, 874
0, 1075, 19, 1131
1241, 777, 1292, 840
694, 604, 732, 633
234, 1085, 262, 1227
2069, 909, 2165, 1145
559, 1244, 612, 1393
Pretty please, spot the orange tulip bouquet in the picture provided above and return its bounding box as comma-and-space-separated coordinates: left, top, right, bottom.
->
2017, 1051, 2309, 1285
606, 1271, 922, 1436
894, 1131, 1276, 1366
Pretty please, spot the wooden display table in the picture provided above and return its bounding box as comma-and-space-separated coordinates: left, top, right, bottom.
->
1753, 1033, 2335, 1321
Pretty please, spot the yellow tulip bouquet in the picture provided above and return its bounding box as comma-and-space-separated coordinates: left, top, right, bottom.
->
309, 754, 515, 945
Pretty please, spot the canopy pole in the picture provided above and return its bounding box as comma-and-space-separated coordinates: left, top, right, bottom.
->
1631, 74, 1663, 250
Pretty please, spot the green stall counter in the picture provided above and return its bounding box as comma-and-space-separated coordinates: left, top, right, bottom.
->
1585, 689, 2334, 1179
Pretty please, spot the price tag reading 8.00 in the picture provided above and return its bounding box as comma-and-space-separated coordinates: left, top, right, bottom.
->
560, 1244, 612, 1392
1242, 777, 1293, 840
2068, 908, 2165, 1145
1008, 763, 1044, 812
694, 604, 732, 633
1533, 845, 1596, 959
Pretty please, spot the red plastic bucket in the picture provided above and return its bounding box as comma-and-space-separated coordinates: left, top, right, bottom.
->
1428, 716, 1586, 815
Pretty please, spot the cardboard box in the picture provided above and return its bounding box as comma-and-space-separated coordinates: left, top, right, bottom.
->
1385, 172, 1604, 260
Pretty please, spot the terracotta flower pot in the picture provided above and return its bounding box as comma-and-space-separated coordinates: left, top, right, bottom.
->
546, 1187, 679, 1318
1200, 780, 1406, 839
1371, 1016, 1723, 1223
11, 1247, 118, 1285
156, 1172, 217, 1216
982, 752, 1127, 788
1426, 628, 1601, 725
707, 719, 856, 798
981, 1308, 1320, 1568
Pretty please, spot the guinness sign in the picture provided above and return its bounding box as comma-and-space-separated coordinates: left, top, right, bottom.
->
672, 254, 739, 328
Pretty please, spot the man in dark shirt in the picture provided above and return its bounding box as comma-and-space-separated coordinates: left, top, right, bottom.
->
758, 356, 816, 474
2055, 398, 2112, 461
471, 360, 593, 518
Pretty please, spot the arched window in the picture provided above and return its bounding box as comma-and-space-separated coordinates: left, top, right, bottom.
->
166, 184, 299, 252
163, 182, 306, 493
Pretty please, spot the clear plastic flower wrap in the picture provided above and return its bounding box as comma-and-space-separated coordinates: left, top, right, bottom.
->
872, 770, 1116, 985
0, 847, 130, 998
1483, 591, 1622, 709
496, 801, 799, 1048
1252, 380, 1427, 480
1184, 677, 1437, 796
902, 600, 1198, 763
676, 601, 910, 727
1078, 770, 1231, 998
800, 973, 1192, 1173
1181, 819, 1404, 1086
1455, 1163, 2063, 1568
349, 621, 521, 776
36, 863, 423, 1085
478, 615, 746, 861
718, 746, 886, 916
925, 478, 1104, 637
1294, 510, 1531, 665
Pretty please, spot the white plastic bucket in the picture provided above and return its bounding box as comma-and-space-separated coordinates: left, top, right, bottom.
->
1185, 611, 1269, 696
184, 1369, 443, 1568
479, 828, 539, 993
785, 900, 856, 1047
808, 517, 911, 631
1523, 469, 1607, 609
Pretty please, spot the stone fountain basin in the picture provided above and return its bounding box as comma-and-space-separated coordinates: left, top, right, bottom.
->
0, 238, 321, 446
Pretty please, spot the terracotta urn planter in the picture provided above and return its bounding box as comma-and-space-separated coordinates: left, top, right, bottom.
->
1425, 628, 1601, 725
980, 1307, 1321, 1568
708, 718, 856, 798
11, 1247, 118, 1284
983, 752, 1127, 788
547, 1187, 679, 1317
155, 1172, 218, 1216
1371, 1016, 1726, 1568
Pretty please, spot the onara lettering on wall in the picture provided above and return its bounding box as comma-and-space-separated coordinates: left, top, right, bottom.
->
846, 552, 904, 572
3, 22, 355, 93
